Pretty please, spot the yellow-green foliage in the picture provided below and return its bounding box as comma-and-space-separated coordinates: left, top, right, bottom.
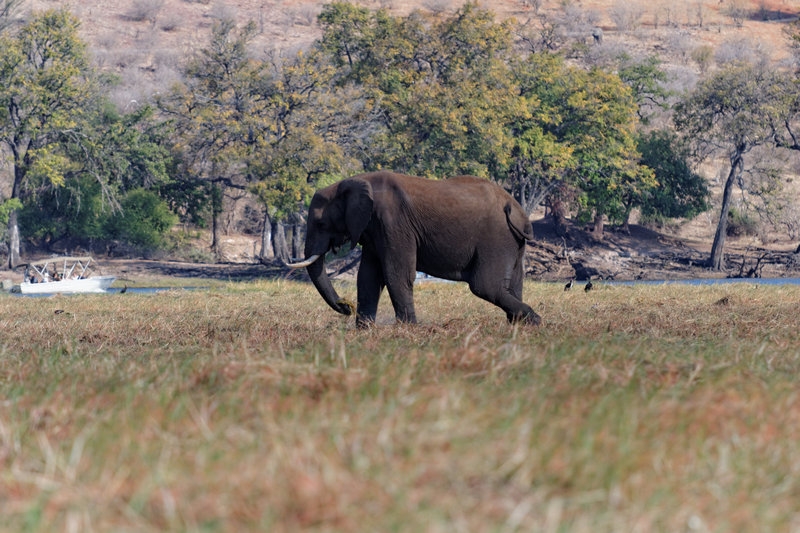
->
1, 280, 799, 531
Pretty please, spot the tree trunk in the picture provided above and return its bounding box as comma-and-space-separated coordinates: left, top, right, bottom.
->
709, 152, 743, 271
210, 182, 223, 259
271, 220, 289, 263
592, 212, 604, 240
6, 210, 20, 269
621, 206, 632, 235
550, 197, 568, 237
211, 209, 219, 257
259, 211, 274, 262
291, 222, 304, 260
7, 151, 26, 269
290, 223, 298, 259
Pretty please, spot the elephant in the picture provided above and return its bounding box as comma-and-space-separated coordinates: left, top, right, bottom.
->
287, 171, 541, 327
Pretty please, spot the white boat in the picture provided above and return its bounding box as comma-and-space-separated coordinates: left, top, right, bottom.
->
19, 256, 116, 294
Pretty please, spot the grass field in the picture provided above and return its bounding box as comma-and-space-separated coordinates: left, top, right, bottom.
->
1, 279, 800, 531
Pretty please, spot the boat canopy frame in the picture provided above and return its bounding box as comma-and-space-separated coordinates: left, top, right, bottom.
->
22, 256, 96, 282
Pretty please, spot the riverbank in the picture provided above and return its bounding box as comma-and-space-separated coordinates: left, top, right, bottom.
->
4, 219, 799, 288
527, 219, 800, 283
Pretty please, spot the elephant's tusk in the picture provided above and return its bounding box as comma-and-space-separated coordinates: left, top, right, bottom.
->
285, 254, 321, 269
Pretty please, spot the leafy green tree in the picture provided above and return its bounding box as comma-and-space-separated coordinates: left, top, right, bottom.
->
636, 129, 709, 223
246, 49, 359, 261
318, 3, 653, 239
561, 67, 654, 237
316, 1, 381, 83
0, 11, 172, 257
0, 11, 170, 259
86, 104, 172, 194
161, 18, 358, 261
17, 103, 173, 251
674, 62, 793, 270
515, 51, 653, 237
17, 174, 107, 246
158, 19, 263, 257
615, 53, 671, 124
27, 106, 170, 249
317, 2, 518, 179
105, 188, 177, 249
0, 9, 99, 267
509, 52, 575, 217
506, 120, 573, 215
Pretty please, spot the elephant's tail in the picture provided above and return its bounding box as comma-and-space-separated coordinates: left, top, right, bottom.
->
504, 203, 534, 244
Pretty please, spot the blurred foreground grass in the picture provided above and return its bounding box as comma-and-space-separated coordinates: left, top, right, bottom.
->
1, 279, 800, 531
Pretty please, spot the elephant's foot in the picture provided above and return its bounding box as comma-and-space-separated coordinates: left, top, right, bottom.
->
394, 312, 417, 324
508, 309, 542, 326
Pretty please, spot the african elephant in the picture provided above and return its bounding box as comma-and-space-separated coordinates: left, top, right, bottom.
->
287, 171, 541, 327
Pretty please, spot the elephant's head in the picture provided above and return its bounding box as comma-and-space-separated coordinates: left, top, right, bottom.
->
287, 178, 374, 316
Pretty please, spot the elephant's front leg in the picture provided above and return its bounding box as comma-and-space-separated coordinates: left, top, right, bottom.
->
356, 249, 385, 328
383, 252, 417, 324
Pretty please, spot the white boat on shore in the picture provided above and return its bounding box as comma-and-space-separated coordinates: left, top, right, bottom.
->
18, 256, 116, 294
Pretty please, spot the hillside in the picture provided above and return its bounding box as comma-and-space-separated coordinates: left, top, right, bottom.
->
22, 0, 798, 108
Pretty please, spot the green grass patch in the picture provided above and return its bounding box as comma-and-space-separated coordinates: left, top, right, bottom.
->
1, 280, 799, 531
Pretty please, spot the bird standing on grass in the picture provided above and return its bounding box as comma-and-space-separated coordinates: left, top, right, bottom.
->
584, 280, 593, 292
564, 279, 574, 291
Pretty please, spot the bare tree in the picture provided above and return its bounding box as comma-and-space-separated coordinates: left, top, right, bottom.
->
125, 0, 165, 27
715, 37, 771, 68
723, 0, 750, 28
520, 0, 542, 14
692, 1, 706, 28
674, 63, 796, 270
0, 0, 22, 33
610, 1, 644, 32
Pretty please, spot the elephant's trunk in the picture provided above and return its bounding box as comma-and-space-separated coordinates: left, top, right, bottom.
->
306, 255, 354, 316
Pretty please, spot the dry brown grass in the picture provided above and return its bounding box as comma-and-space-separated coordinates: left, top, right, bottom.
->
1, 279, 800, 530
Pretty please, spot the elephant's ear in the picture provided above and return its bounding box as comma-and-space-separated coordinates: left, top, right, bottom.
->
341, 178, 374, 247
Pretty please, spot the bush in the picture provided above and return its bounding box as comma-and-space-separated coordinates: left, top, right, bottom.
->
126, 0, 164, 24
726, 207, 758, 237
105, 188, 178, 249
18, 176, 108, 245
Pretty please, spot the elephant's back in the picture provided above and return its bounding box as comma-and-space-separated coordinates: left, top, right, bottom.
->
370, 172, 525, 229
438, 175, 522, 212
443, 175, 513, 198
367, 172, 508, 202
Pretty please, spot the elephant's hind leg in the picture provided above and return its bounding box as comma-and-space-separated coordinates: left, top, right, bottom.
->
470, 256, 541, 326
505, 256, 540, 325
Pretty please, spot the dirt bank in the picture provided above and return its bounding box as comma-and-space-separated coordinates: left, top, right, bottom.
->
528, 219, 800, 282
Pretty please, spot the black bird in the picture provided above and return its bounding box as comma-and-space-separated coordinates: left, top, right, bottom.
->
564, 279, 574, 291
584, 280, 593, 292
120, 284, 128, 294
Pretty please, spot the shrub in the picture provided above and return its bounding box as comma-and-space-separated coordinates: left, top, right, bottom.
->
105, 188, 178, 249
126, 0, 164, 24
726, 207, 758, 237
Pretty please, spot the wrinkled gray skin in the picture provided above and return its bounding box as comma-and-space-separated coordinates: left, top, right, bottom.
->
297, 171, 541, 328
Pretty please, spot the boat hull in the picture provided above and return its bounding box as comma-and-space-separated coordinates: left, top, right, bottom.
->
19, 275, 116, 294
